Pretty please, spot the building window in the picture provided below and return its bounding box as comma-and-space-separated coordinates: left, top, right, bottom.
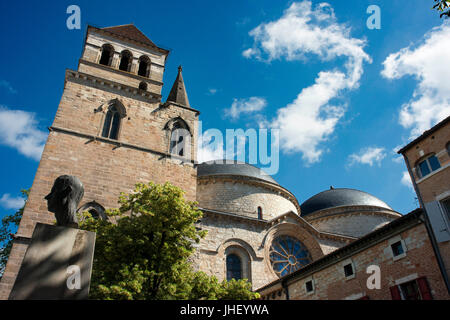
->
400, 280, 421, 300
257, 207, 263, 220
305, 280, 314, 294
269, 235, 312, 277
77, 201, 107, 221
391, 241, 404, 257
389, 237, 407, 261
446, 142, 450, 156
99, 44, 114, 66
391, 277, 432, 300
169, 120, 190, 157
441, 198, 450, 221
118, 50, 133, 72
138, 81, 147, 91
416, 154, 441, 178
102, 104, 121, 140
226, 254, 242, 281
88, 209, 100, 219
138, 55, 151, 77
344, 263, 354, 278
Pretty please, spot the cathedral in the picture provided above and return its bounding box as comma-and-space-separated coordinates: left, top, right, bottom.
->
194, 161, 400, 289
1, 24, 448, 300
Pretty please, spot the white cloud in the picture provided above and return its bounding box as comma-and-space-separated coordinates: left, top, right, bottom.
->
197, 131, 225, 163
243, 1, 371, 164
348, 147, 386, 167
197, 128, 252, 163
242, 48, 259, 59
225, 97, 267, 120
401, 171, 415, 191
391, 145, 405, 164
381, 23, 450, 138
0, 80, 17, 94
207, 88, 218, 96
0, 194, 25, 210
0, 107, 47, 161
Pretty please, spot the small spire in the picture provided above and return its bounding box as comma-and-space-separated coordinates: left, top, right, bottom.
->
167, 65, 190, 108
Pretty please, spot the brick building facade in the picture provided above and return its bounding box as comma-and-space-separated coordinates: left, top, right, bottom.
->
1, 25, 448, 300
258, 209, 449, 300
398, 115, 450, 295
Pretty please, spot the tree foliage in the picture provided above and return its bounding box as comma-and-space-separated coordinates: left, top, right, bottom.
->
79, 181, 259, 300
0, 189, 29, 279
433, 0, 450, 18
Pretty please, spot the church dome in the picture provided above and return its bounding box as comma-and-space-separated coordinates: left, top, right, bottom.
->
300, 188, 392, 217
196, 160, 299, 220
197, 160, 279, 185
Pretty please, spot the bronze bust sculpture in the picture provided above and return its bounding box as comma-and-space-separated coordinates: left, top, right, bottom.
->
45, 175, 84, 228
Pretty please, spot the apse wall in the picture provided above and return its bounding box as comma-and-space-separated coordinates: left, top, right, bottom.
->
196, 178, 299, 220
305, 206, 401, 238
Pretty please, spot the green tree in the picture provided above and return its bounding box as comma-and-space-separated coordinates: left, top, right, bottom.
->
79, 181, 259, 300
0, 189, 29, 279
433, 0, 450, 18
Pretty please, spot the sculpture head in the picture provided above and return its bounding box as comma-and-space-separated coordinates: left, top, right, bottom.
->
45, 175, 84, 227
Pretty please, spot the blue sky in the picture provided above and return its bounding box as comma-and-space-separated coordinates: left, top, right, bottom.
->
1, 0, 449, 219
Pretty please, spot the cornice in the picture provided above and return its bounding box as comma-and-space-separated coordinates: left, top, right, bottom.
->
199, 208, 355, 244
161, 101, 200, 116
48, 125, 196, 165
65, 69, 162, 102
78, 59, 164, 86
304, 205, 402, 223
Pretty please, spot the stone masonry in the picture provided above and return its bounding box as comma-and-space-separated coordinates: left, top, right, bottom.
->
0, 24, 198, 299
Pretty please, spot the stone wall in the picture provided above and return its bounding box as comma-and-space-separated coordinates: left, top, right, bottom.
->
308, 211, 397, 238
53, 79, 198, 161
196, 179, 298, 220
82, 29, 166, 84
193, 211, 325, 290
0, 53, 197, 300
78, 61, 163, 96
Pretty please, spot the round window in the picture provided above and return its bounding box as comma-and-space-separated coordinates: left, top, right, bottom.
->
269, 235, 312, 277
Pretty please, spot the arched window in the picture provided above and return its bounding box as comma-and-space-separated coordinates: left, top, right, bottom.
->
77, 201, 107, 221
168, 119, 191, 158
88, 208, 100, 219
226, 254, 242, 281
269, 235, 312, 277
415, 154, 441, 179
102, 101, 126, 140
257, 207, 263, 220
99, 44, 114, 66
138, 55, 151, 77
118, 50, 133, 72
138, 81, 147, 91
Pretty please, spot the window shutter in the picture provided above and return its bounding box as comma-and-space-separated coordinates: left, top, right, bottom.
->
390, 285, 401, 300
417, 277, 433, 300
424, 201, 450, 243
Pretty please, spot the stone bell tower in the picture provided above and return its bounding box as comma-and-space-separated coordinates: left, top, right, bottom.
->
0, 24, 200, 299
